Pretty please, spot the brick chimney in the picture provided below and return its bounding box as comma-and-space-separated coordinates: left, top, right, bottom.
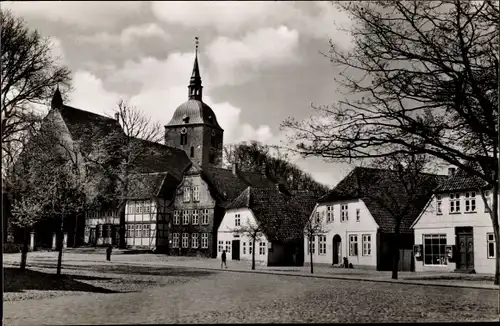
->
448, 167, 456, 177
232, 162, 239, 176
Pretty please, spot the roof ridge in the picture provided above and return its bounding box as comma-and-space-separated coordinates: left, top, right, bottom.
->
62, 105, 116, 121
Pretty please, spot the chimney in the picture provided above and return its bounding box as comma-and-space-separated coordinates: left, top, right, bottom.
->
448, 167, 456, 177
115, 112, 120, 121
232, 162, 239, 176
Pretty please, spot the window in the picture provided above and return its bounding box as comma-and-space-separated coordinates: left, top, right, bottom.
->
318, 236, 326, 255
182, 233, 189, 248
126, 225, 133, 237
225, 241, 231, 253
192, 186, 200, 202
259, 242, 266, 255
190, 146, 194, 158
144, 202, 151, 214
449, 193, 461, 213
182, 210, 190, 225
143, 224, 150, 238
349, 234, 358, 256
423, 234, 447, 265
464, 192, 476, 212
135, 224, 142, 237
315, 211, 321, 224
436, 195, 442, 215
192, 210, 199, 225
172, 233, 179, 248
487, 233, 496, 258
201, 209, 209, 225
485, 190, 492, 212
137, 202, 143, 214
235, 214, 241, 227
192, 233, 199, 249
356, 209, 360, 222
242, 242, 246, 255
127, 204, 134, 214
180, 133, 187, 145
341, 204, 348, 222
326, 206, 334, 223
201, 233, 208, 248
183, 187, 191, 202
157, 223, 168, 238
307, 236, 315, 255
211, 134, 217, 147
249, 241, 253, 255
173, 210, 180, 225
218, 240, 223, 252
362, 234, 371, 256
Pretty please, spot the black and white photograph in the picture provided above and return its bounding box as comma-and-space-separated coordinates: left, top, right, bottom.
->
1, 1, 499, 324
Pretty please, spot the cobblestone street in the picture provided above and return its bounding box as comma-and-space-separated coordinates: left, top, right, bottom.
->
3, 255, 499, 324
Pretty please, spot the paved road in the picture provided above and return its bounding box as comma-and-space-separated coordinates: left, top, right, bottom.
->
4, 265, 499, 324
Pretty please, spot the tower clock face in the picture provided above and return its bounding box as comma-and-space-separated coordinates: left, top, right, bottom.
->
181, 127, 187, 134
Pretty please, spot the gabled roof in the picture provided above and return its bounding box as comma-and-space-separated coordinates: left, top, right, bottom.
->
435, 162, 490, 193
129, 138, 192, 175
227, 186, 319, 243
126, 172, 181, 200
202, 167, 275, 206
318, 167, 445, 233
58, 105, 123, 144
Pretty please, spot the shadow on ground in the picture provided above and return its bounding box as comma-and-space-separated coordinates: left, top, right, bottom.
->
10, 262, 216, 278
4, 267, 118, 294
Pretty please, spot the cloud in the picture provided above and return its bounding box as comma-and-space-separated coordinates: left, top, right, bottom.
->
206, 26, 300, 86
78, 23, 170, 47
48, 37, 65, 63
3, 1, 144, 29
68, 51, 274, 144
151, 1, 352, 48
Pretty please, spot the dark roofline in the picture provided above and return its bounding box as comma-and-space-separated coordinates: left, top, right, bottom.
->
61, 105, 117, 122
164, 122, 224, 131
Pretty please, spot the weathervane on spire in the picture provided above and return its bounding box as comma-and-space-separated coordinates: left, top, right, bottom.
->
195, 37, 199, 56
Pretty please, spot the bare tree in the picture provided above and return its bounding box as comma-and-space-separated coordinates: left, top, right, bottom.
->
282, 1, 500, 284
304, 207, 327, 274
1, 9, 71, 177
83, 100, 164, 248
355, 154, 442, 279
233, 220, 264, 270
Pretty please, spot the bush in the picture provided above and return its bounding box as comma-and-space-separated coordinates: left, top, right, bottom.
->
3, 243, 24, 253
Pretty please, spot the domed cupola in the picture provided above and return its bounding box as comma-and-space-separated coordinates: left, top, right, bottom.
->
164, 37, 224, 168
166, 38, 222, 131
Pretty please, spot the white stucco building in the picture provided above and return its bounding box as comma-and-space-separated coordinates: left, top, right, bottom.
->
412, 167, 497, 274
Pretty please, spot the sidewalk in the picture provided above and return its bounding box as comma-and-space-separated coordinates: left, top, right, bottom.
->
3, 251, 499, 290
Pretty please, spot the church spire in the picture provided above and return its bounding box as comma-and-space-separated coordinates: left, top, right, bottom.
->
188, 37, 203, 101
51, 85, 63, 109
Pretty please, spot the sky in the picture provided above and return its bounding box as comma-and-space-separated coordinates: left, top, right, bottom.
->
4, 1, 358, 188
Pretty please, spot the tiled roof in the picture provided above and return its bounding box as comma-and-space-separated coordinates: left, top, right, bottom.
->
318, 167, 445, 233
227, 186, 319, 243
129, 138, 191, 175
435, 162, 490, 192
126, 172, 181, 200
202, 167, 275, 206
58, 105, 123, 145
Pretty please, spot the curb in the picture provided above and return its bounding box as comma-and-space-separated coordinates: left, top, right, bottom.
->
5, 259, 499, 291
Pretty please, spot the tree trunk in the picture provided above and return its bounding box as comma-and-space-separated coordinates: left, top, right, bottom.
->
73, 213, 78, 248
392, 222, 401, 280
251, 237, 256, 270
309, 237, 314, 274
57, 216, 64, 276
20, 227, 29, 271
491, 183, 499, 285
118, 202, 126, 249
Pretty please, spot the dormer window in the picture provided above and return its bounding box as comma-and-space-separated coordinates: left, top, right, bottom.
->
208, 115, 213, 123
183, 116, 190, 124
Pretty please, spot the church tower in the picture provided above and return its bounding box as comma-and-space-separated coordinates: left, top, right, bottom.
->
164, 38, 224, 168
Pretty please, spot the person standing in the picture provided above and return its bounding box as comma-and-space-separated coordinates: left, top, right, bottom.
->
106, 244, 112, 261
221, 250, 227, 268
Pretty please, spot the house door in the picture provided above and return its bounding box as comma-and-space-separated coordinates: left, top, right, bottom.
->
332, 234, 341, 265
232, 240, 240, 260
89, 228, 96, 246
457, 231, 474, 271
